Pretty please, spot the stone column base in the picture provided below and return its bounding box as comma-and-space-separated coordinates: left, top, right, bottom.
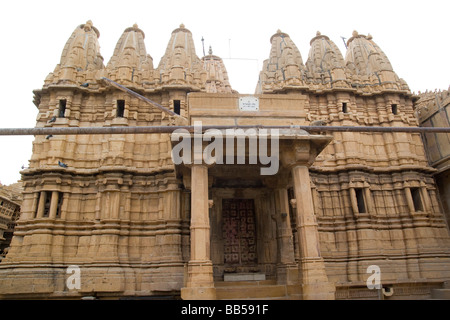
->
300, 258, 336, 300
181, 260, 216, 300
277, 264, 300, 285
301, 282, 336, 300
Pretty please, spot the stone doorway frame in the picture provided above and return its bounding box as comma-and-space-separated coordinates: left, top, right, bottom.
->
210, 186, 278, 281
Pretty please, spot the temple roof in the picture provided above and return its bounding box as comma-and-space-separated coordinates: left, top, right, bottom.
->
257, 29, 410, 94
44, 22, 411, 95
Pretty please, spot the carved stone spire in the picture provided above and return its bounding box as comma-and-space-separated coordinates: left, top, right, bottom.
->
256, 30, 305, 93
344, 31, 409, 92
106, 24, 154, 85
157, 24, 205, 89
53, 20, 104, 84
305, 31, 349, 89
202, 47, 234, 93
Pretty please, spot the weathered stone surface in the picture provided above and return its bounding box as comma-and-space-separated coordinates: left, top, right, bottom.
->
0, 22, 449, 300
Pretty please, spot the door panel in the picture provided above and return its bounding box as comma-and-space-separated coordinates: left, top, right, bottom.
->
222, 199, 257, 267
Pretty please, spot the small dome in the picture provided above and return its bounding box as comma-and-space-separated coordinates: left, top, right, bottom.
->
172, 23, 191, 35
202, 51, 233, 93
124, 24, 145, 38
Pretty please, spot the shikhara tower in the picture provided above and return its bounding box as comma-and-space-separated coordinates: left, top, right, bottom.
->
0, 22, 449, 300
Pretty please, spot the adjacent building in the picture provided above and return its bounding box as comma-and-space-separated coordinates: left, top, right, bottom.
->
414, 88, 450, 228
0, 183, 22, 261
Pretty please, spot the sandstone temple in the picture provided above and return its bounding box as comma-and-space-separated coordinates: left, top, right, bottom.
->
0, 21, 449, 300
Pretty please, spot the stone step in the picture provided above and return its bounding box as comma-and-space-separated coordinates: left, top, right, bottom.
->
431, 288, 450, 300
215, 281, 301, 300
216, 279, 277, 287
216, 284, 287, 300
223, 272, 266, 282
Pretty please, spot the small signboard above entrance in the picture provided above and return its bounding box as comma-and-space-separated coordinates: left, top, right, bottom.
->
239, 96, 259, 111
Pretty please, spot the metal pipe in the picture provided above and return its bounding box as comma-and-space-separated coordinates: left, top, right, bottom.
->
101, 77, 183, 118
0, 125, 449, 136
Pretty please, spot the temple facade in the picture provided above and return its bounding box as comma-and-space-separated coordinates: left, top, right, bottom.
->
0, 21, 449, 300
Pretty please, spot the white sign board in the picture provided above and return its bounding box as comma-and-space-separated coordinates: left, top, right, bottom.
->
239, 96, 259, 111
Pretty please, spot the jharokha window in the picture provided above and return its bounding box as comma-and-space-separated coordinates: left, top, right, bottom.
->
355, 188, 367, 214
117, 100, 125, 118
410, 188, 424, 212
58, 99, 67, 118
34, 192, 64, 218
43, 191, 52, 217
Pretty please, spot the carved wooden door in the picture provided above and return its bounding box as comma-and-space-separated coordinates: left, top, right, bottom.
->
222, 199, 257, 267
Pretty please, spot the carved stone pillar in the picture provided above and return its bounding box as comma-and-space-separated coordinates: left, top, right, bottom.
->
181, 164, 216, 300
49, 191, 59, 219
405, 187, 415, 213
273, 187, 298, 285
278, 131, 335, 300
36, 191, 47, 218
19, 193, 39, 221
291, 165, 335, 300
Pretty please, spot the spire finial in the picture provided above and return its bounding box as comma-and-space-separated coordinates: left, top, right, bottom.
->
208, 46, 213, 55
84, 20, 93, 31
316, 31, 321, 36
180, 23, 185, 28
352, 30, 359, 37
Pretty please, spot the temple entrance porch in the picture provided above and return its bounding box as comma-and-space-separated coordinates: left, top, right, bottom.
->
172, 128, 336, 299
